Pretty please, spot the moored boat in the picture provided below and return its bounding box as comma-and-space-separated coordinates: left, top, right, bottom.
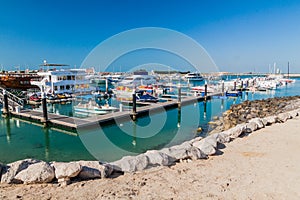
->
0, 71, 40, 90
137, 93, 159, 103
225, 91, 242, 97
30, 62, 94, 94
183, 72, 204, 81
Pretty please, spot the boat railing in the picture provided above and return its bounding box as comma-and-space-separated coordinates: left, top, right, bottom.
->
30, 77, 44, 82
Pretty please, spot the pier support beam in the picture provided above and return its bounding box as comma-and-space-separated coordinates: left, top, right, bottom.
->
2, 89, 9, 117
233, 81, 236, 91
177, 85, 181, 108
132, 89, 137, 121
41, 92, 48, 127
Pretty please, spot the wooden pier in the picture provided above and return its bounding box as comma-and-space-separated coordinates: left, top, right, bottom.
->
8, 92, 221, 132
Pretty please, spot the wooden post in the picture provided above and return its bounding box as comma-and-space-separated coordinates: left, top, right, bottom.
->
233, 81, 236, 91
132, 89, 137, 121
119, 103, 123, 112
177, 85, 181, 108
41, 92, 48, 127
2, 89, 9, 117
105, 78, 109, 93
204, 84, 207, 101
221, 81, 225, 96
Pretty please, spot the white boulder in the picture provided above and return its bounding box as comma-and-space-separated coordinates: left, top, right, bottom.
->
110, 154, 149, 173
14, 161, 54, 184
52, 162, 82, 183
145, 150, 175, 167
1, 159, 40, 184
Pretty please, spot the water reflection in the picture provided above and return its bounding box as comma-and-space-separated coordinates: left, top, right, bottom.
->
132, 121, 137, 147
203, 101, 207, 120
177, 108, 181, 128
43, 128, 50, 161
5, 117, 11, 144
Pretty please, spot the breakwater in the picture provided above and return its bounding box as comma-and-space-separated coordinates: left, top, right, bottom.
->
1, 97, 300, 185
209, 96, 300, 133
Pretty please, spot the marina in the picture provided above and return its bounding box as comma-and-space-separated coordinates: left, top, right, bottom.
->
2, 1, 300, 199
1, 72, 299, 163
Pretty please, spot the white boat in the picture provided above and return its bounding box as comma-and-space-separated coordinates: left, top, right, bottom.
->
118, 75, 158, 86
183, 72, 204, 81
74, 102, 118, 115
74, 106, 108, 115
118, 70, 158, 87
30, 62, 94, 94
190, 85, 215, 94
106, 74, 124, 83
255, 77, 279, 90
113, 85, 134, 99
279, 78, 296, 84
86, 74, 107, 85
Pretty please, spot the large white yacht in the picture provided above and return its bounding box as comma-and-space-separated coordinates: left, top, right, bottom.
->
183, 72, 204, 81
118, 71, 158, 86
30, 62, 94, 94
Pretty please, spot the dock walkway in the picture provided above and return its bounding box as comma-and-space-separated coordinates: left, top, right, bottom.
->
9, 92, 221, 131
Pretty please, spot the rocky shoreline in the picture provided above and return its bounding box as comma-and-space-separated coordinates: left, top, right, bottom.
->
209, 96, 300, 132
1, 96, 300, 186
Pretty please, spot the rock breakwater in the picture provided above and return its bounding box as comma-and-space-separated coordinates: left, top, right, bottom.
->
209, 96, 300, 133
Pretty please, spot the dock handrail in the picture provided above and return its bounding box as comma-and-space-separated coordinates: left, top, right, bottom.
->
0, 86, 24, 110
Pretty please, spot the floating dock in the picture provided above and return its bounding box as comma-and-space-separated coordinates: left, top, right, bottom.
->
8, 92, 222, 132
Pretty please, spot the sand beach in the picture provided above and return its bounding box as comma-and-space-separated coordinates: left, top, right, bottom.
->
1, 115, 299, 199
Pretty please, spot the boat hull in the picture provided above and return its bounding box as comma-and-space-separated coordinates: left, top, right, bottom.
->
0, 72, 40, 90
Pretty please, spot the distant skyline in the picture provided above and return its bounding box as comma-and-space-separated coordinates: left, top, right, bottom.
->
1, 0, 300, 73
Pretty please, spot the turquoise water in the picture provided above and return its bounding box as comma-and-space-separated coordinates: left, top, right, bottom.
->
0, 78, 299, 164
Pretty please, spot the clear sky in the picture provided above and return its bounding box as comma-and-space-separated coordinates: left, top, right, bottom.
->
1, 0, 300, 73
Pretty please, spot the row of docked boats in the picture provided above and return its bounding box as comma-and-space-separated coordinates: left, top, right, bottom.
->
0, 61, 296, 116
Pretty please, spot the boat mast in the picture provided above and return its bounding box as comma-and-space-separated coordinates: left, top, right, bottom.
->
287, 62, 290, 79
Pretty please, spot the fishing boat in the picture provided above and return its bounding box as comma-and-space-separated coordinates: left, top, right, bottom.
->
0, 71, 40, 90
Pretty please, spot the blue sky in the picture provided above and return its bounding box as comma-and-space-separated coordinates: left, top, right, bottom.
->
1, 0, 300, 73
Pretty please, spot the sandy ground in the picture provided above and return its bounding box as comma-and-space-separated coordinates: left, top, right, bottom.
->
1, 117, 300, 200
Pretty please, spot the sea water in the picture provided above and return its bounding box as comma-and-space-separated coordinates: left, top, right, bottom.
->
0, 78, 299, 164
